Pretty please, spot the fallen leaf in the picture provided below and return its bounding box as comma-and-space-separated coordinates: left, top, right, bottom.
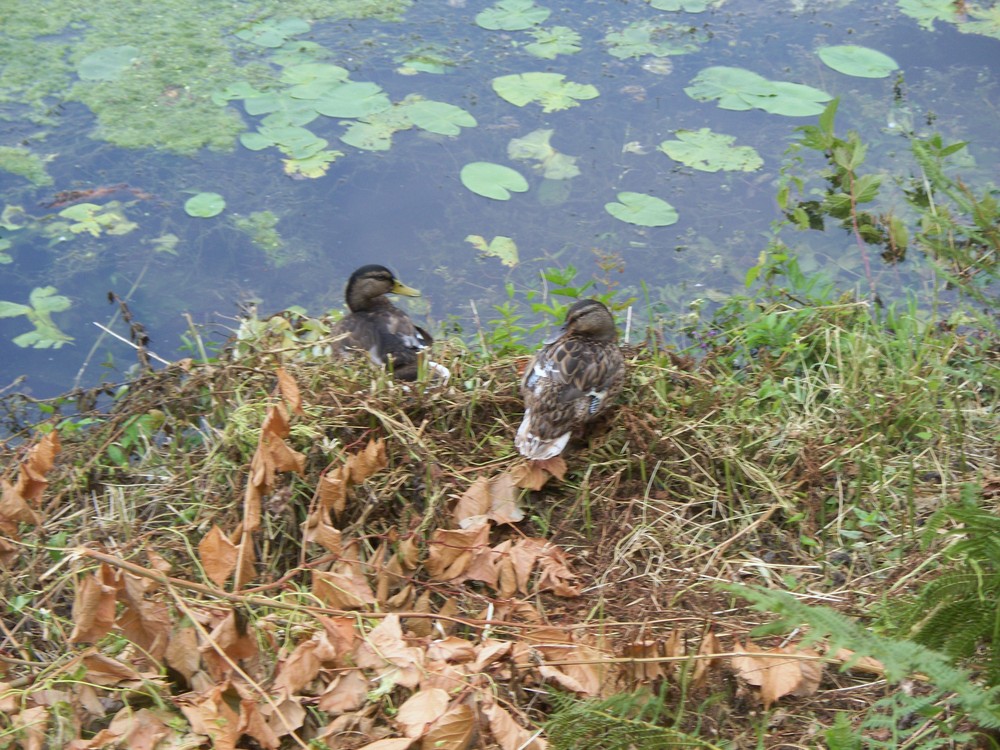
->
275, 366, 304, 415
69, 565, 118, 644
731, 640, 821, 709
484, 700, 547, 750
199, 525, 237, 587
426, 523, 490, 581
397, 688, 449, 737
422, 702, 475, 750
354, 614, 425, 689
272, 638, 321, 696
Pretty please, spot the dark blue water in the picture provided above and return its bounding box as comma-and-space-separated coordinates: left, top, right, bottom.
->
0, 0, 996, 398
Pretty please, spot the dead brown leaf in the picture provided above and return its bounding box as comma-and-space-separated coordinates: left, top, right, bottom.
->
421, 702, 475, 750
510, 456, 566, 490
426, 523, 490, 581
0, 430, 60, 534
397, 688, 449, 737
272, 638, 321, 697
453, 472, 524, 527
731, 640, 822, 709
276, 366, 304, 415
354, 614, 425, 689
318, 669, 369, 714
69, 565, 118, 644
178, 682, 240, 750
484, 700, 547, 750
302, 510, 343, 554
198, 525, 237, 587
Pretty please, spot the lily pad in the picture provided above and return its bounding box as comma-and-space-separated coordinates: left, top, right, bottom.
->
605, 20, 706, 59
402, 100, 477, 136
340, 121, 397, 151
507, 129, 580, 180
283, 63, 351, 99
235, 18, 310, 48
649, 0, 715, 10
475, 0, 551, 31
684, 66, 832, 116
460, 162, 529, 200
283, 150, 343, 179
57, 202, 138, 236
604, 192, 678, 227
184, 192, 226, 218
897, 0, 959, 30
466, 235, 519, 267
962, 4, 1000, 40
524, 26, 582, 59
314, 82, 392, 118
659, 129, 763, 172
492, 72, 599, 113
817, 45, 899, 78
77, 46, 140, 82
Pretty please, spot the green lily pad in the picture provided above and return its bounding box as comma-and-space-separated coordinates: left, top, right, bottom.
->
605, 20, 706, 59
282, 63, 351, 99
340, 121, 396, 151
283, 149, 343, 179
240, 131, 276, 151
235, 18, 310, 48
0, 286, 73, 349
475, 0, 551, 31
314, 82, 392, 118
658, 128, 763, 172
395, 47, 457, 75
817, 45, 899, 78
524, 26, 582, 59
77, 46, 140, 81
492, 72, 599, 113
507, 129, 580, 180
962, 4, 1000, 39
465, 235, 519, 267
184, 192, 226, 218
402, 100, 477, 136
460, 162, 529, 200
604, 192, 678, 227
57, 202, 138, 236
684, 66, 832, 116
649, 0, 715, 10
897, 0, 959, 30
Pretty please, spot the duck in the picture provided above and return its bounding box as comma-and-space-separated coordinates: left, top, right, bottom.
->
331, 264, 447, 382
515, 299, 625, 460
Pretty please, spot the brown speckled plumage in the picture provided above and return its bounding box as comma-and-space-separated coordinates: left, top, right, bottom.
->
331, 265, 434, 381
515, 299, 625, 460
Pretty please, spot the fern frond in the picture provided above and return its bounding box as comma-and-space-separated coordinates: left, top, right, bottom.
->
544, 689, 723, 750
725, 584, 1000, 729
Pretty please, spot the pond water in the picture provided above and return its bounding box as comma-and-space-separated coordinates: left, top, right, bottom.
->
0, 0, 997, 398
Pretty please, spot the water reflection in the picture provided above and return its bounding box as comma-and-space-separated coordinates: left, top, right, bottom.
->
0, 0, 996, 397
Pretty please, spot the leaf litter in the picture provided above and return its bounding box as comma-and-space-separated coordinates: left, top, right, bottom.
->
0, 310, 993, 748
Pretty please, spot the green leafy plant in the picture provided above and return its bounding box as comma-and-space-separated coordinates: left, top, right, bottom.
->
544, 688, 723, 750
0, 286, 74, 349
886, 492, 1000, 687
729, 584, 1000, 747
